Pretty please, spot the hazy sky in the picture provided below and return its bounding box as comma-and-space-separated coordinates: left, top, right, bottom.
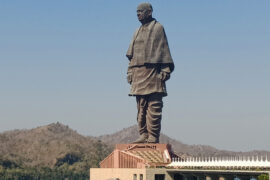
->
0, 0, 269, 152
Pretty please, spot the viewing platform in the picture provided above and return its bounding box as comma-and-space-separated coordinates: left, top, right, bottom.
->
169, 156, 270, 170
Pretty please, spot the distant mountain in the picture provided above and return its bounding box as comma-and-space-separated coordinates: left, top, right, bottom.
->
97, 125, 270, 157
0, 122, 111, 168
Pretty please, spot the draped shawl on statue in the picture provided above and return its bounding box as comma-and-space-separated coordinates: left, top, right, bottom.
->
126, 19, 174, 72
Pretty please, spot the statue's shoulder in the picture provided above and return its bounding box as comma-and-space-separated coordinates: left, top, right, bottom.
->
153, 21, 164, 31
155, 21, 163, 27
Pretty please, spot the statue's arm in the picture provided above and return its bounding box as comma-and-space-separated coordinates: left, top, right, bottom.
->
159, 65, 171, 81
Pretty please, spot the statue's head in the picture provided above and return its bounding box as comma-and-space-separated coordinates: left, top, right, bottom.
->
137, 2, 153, 24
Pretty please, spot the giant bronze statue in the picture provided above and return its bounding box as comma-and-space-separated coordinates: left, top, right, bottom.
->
126, 3, 174, 143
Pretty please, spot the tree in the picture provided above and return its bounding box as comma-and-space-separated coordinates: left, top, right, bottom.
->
258, 174, 269, 180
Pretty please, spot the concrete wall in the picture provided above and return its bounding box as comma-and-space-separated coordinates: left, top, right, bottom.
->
90, 168, 146, 180
146, 168, 173, 180
90, 168, 175, 180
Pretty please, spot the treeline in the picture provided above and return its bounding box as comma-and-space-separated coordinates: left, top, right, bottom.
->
0, 158, 89, 180
0, 166, 88, 180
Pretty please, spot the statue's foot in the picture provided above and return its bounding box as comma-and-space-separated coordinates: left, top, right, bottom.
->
147, 135, 159, 144
132, 134, 148, 144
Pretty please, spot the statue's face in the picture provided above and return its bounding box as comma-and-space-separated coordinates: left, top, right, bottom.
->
137, 7, 151, 22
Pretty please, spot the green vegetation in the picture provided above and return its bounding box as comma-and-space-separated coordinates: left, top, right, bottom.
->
258, 174, 269, 180
0, 166, 88, 180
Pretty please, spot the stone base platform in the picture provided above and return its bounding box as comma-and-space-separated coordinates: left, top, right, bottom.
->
100, 143, 179, 168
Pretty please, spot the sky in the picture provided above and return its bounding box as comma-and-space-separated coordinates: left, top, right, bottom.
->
0, 0, 269, 152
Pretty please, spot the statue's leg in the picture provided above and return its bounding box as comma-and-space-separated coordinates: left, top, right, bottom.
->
133, 95, 148, 143
146, 93, 163, 143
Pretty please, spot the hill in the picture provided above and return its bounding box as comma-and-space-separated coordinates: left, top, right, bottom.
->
0, 122, 111, 169
97, 125, 270, 157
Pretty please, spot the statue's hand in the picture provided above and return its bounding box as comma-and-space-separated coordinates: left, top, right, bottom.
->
158, 71, 170, 81
127, 72, 132, 84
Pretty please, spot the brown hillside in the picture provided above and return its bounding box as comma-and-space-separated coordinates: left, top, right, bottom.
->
0, 122, 111, 168
97, 125, 270, 157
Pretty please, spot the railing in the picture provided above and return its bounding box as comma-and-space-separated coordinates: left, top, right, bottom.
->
168, 156, 270, 169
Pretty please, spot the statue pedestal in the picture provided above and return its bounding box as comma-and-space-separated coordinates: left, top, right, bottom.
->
100, 143, 179, 168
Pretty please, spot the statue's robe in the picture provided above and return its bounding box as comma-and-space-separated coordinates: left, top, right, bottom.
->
126, 19, 174, 96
